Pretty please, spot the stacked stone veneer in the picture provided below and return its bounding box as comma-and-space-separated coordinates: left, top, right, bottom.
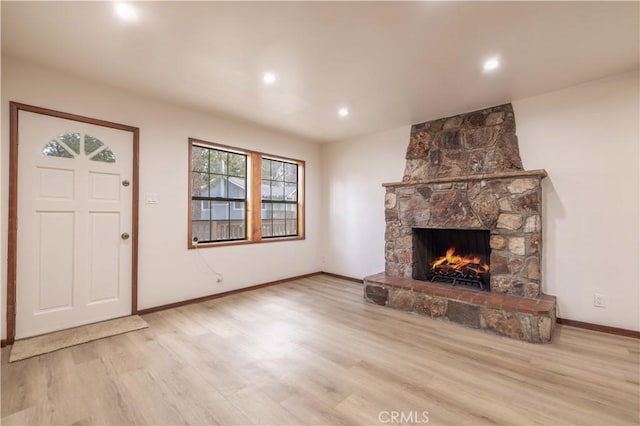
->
403, 103, 523, 181
385, 170, 545, 298
365, 103, 557, 343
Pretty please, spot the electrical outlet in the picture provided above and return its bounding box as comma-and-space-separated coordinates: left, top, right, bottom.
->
216, 272, 223, 283
593, 293, 605, 308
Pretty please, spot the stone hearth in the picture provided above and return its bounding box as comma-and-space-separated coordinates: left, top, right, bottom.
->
364, 273, 555, 343
364, 103, 557, 343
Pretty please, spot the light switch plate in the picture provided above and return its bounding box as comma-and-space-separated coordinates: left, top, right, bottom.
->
146, 192, 159, 204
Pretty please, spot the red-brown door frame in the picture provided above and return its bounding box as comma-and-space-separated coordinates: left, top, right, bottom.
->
6, 102, 140, 345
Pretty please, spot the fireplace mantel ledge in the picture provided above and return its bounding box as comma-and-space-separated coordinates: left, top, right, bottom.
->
382, 169, 547, 187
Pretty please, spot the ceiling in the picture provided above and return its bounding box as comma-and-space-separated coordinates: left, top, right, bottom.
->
2, 1, 638, 143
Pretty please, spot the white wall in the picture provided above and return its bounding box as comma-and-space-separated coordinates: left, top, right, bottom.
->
321, 71, 639, 331
513, 70, 639, 331
320, 125, 409, 277
1, 56, 322, 339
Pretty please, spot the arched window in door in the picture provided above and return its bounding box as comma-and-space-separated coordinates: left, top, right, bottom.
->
42, 132, 116, 163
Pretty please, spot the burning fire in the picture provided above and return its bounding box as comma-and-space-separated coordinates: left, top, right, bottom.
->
431, 247, 489, 277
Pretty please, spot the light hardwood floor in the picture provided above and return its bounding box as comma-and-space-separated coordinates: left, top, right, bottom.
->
2, 275, 639, 425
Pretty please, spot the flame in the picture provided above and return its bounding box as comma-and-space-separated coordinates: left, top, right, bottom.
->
431, 247, 489, 276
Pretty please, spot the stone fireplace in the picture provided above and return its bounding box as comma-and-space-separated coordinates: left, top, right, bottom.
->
364, 104, 556, 343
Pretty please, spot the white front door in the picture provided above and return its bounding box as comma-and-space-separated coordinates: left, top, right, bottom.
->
16, 110, 134, 339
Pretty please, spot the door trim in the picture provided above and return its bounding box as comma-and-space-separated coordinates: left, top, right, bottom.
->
7, 101, 140, 344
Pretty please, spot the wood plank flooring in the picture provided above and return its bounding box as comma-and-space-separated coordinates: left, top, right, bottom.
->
2, 275, 639, 425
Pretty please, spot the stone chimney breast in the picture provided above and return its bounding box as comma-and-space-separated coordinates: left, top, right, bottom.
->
404, 104, 524, 182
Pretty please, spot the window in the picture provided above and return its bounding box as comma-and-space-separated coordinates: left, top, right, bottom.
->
261, 159, 298, 238
189, 138, 304, 247
190, 144, 247, 243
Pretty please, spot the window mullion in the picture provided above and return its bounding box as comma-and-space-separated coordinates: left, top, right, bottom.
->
249, 152, 262, 241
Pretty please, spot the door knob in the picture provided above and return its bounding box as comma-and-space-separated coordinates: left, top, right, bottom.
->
122, 180, 130, 187
121, 232, 130, 240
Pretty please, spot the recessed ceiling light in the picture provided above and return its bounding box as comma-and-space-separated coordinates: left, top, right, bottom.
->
483, 57, 500, 72
338, 107, 349, 118
263, 72, 276, 85
115, 3, 138, 22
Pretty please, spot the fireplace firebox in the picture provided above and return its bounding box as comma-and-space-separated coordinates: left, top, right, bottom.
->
413, 228, 491, 291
